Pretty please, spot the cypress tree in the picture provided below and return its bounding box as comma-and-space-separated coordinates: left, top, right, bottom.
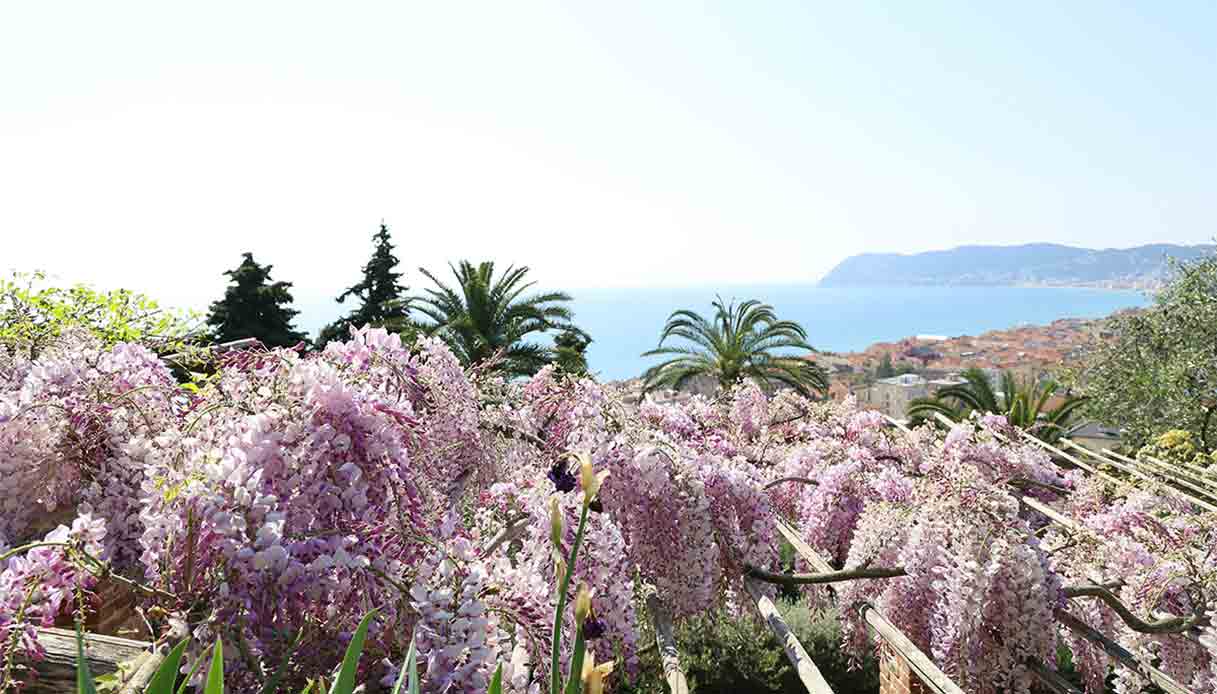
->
319, 223, 411, 344
207, 252, 308, 348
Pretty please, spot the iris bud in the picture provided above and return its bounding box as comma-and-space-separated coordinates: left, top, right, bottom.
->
579, 453, 609, 507
549, 495, 564, 549
574, 582, 592, 624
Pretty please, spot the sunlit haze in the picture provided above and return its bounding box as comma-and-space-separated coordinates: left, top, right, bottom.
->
2, 2, 1213, 326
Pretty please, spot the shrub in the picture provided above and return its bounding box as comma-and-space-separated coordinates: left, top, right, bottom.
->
623, 601, 878, 694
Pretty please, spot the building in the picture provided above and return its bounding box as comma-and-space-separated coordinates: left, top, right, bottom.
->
1068, 422, 1123, 452
853, 373, 968, 419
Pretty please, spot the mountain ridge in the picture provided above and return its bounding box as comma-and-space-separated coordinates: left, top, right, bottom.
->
818, 242, 1213, 288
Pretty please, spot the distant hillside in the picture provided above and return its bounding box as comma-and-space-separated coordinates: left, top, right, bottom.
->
819, 243, 1213, 288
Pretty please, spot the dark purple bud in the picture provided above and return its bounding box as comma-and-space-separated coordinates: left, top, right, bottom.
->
548, 462, 576, 493
583, 616, 607, 640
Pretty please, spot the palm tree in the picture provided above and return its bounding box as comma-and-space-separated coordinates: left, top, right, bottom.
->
907, 367, 1089, 444
641, 297, 827, 397
413, 261, 585, 377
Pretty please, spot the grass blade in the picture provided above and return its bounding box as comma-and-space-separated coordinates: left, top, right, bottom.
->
147, 640, 189, 694
328, 611, 377, 694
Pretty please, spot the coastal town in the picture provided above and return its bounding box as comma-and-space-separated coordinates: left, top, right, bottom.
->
622, 311, 1128, 427
816, 313, 1124, 423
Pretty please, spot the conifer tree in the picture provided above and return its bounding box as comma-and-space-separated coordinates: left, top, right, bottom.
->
553, 329, 592, 375
207, 252, 308, 348
319, 223, 411, 345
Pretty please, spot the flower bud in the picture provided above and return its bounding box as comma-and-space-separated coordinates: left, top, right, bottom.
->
581, 652, 614, 694
579, 453, 609, 507
574, 582, 592, 624
549, 495, 564, 549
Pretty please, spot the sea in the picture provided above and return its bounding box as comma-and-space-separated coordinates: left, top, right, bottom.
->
564, 285, 1151, 381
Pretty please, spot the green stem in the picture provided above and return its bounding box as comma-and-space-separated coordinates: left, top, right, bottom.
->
0, 540, 178, 602
564, 627, 587, 694
549, 502, 590, 694
0, 541, 70, 563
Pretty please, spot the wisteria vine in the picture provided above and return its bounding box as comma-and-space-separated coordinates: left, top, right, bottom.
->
0, 329, 1214, 692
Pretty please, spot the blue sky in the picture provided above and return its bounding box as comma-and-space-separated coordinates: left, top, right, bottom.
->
1, 1, 1212, 321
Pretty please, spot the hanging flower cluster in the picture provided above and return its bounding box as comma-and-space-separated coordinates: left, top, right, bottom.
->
2, 327, 1216, 692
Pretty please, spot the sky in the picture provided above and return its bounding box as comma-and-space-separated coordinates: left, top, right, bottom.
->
1, 1, 1213, 334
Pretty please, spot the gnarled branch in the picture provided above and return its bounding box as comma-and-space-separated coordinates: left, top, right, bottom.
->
744, 564, 907, 586
1063, 583, 1209, 635
763, 476, 819, 490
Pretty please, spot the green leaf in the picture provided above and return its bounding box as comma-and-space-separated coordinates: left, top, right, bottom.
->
487, 663, 503, 694
204, 639, 224, 694
147, 640, 189, 694
176, 646, 209, 694
328, 611, 377, 694
406, 628, 421, 691
75, 626, 99, 694
391, 633, 418, 694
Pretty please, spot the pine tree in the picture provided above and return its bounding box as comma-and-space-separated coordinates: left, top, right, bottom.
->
319, 223, 411, 345
207, 252, 308, 348
553, 329, 592, 375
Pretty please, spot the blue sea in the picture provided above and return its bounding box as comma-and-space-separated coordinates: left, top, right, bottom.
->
565, 285, 1151, 381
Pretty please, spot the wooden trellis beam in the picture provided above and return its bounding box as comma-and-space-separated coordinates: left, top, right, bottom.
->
1018, 495, 1083, 533
858, 605, 964, 694
645, 595, 689, 694
1016, 430, 1217, 513
875, 411, 1204, 691
742, 578, 837, 694
1061, 439, 1217, 504
1134, 456, 1217, 499
1055, 610, 1195, 694
774, 518, 965, 694
24, 628, 154, 694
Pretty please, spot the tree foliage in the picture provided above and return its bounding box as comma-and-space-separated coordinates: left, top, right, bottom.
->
907, 367, 1088, 443
641, 297, 827, 397
206, 252, 308, 348
1138, 429, 1217, 468
0, 271, 197, 358
553, 328, 592, 376
318, 223, 413, 346
413, 260, 583, 377
1082, 252, 1217, 449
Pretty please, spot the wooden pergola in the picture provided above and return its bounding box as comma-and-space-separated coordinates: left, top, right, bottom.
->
639, 413, 1212, 694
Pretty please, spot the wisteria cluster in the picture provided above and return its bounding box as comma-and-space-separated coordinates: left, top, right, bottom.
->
1, 327, 1215, 692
